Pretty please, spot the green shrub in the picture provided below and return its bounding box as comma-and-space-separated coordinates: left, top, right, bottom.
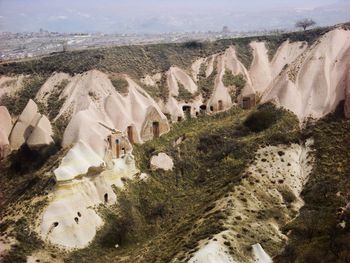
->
8, 143, 59, 175
111, 77, 129, 94
222, 71, 246, 101
244, 104, 281, 132
234, 41, 253, 69
176, 82, 193, 101
183, 41, 203, 49
3, 217, 44, 263
156, 73, 169, 102
47, 79, 69, 120
198, 59, 217, 101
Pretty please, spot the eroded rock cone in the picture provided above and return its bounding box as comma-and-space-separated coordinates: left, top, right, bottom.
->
0, 106, 13, 159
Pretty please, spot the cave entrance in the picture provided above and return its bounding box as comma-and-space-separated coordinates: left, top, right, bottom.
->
218, 100, 223, 111
127, 126, 134, 144
242, 97, 250, 109
115, 139, 120, 158
199, 104, 207, 114
104, 193, 109, 203
182, 105, 191, 119
152, 122, 160, 138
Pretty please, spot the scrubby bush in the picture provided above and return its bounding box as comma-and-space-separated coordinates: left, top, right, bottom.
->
111, 77, 129, 94
47, 79, 69, 120
98, 209, 134, 247
8, 143, 59, 175
183, 41, 203, 49
156, 73, 169, 102
1, 75, 47, 115
198, 59, 217, 100
176, 83, 193, 101
243, 104, 281, 132
222, 71, 246, 90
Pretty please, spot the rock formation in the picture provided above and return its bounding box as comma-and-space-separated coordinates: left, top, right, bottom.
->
51, 70, 169, 181
0, 106, 12, 159
345, 69, 350, 118
41, 152, 139, 248
9, 99, 54, 150
150, 152, 174, 171
188, 141, 314, 263
262, 29, 350, 120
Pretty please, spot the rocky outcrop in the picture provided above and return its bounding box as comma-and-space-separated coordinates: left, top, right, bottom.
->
9, 99, 53, 150
150, 152, 174, 171
262, 29, 350, 121
248, 40, 306, 96
26, 115, 54, 148
53, 70, 169, 181
0, 106, 12, 159
41, 153, 139, 248
167, 66, 198, 96
188, 141, 314, 263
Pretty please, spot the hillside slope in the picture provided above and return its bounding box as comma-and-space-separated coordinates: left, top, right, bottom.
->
1, 23, 350, 263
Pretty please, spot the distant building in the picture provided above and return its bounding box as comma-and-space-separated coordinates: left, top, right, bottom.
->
222, 26, 230, 33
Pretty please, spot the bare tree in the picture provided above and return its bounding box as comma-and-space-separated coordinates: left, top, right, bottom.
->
62, 41, 68, 52
295, 18, 316, 31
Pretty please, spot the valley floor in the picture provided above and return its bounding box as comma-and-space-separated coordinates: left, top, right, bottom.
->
1, 104, 350, 263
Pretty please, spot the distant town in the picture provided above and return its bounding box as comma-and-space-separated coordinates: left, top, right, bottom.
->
0, 27, 290, 61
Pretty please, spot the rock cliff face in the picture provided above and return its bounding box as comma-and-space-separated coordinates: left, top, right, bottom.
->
262, 29, 350, 121
0, 106, 12, 159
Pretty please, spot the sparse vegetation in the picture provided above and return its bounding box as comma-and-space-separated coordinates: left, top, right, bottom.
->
156, 73, 169, 102
46, 79, 69, 120
139, 73, 169, 102
0, 75, 47, 115
243, 103, 283, 132
183, 40, 203, 49
197, 59, 218, 101
66, 104, 299, 262
234, 41, 254, 69
276, 102, 350, 262
110, 76, 129, 95
0, 146, 69, 263
223, 70, 245, 88
0, 23, 338, 79
223, 71, 246, 101
176, 82, 193, 101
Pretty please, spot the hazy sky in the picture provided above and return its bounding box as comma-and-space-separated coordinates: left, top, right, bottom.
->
0, 0, 349, 33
